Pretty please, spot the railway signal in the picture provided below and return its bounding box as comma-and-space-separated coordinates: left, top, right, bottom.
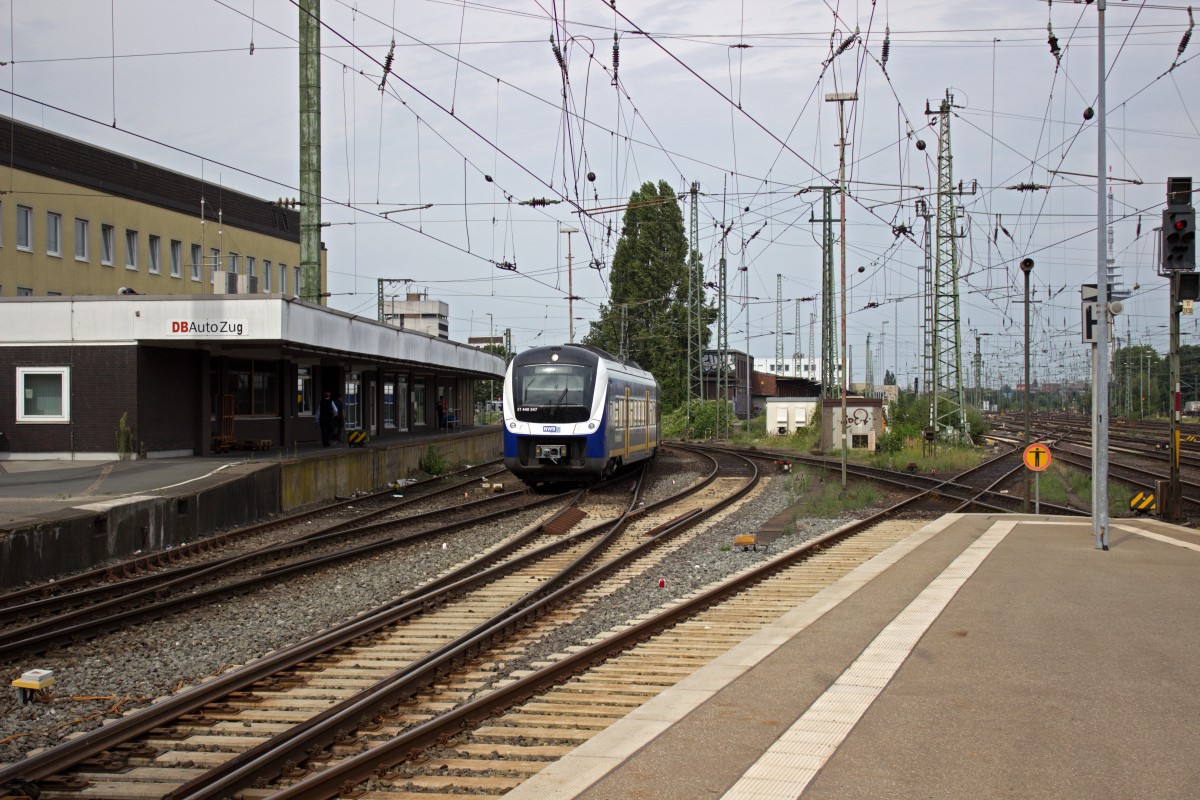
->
1162, 208, 1195, 272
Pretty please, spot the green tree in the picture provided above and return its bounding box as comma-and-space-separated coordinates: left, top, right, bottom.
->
472, 342, 510, 407
583, 180, 713, 409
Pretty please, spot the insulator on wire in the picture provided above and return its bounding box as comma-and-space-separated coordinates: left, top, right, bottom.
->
1177, 8, 1194, 59
881, 25, 891, 72
379, 40, 395, 92
612, 33, 620, 86
1047, 23, 1062, 66
550, 34, 566, 76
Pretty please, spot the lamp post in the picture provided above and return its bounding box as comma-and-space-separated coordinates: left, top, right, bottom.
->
487, 312, 495, 408
1020, 257, 1034, 513
881, 320, 889, 397
560, 226, 579, 343
826, 90, 857, 489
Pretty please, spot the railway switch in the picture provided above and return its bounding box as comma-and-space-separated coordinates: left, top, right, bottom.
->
12, 668, 56, 705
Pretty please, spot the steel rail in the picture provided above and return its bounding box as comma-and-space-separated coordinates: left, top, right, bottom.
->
0, 490, 562, 659
0, 461, 506, 610
167, 451, 751, 800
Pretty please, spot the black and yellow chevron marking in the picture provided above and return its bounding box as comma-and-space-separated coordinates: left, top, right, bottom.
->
347, 430, 369, 447
1129, 491, 1156, 513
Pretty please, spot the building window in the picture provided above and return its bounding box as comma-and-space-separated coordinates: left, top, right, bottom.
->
246, 256, 255, 277
16, 205, 32, 251
294, 267, 301, 297
125, 229, 139, 269
228, 253, 239, 274
296, 366, 314, 415
170, 240, 182, 277
75, 218, 89, 261
279, 263, 287, 295
397, 376, 409, 431
148, 234, 161, 274
46, 212, 62, 256
383, 379, 396, 428
190, 244, 202, 281
228, 359, 278, 415
209, 248, 220, 283
16, 287, 33, 296
413, 378, 427, 427
101, 224, 115, 265
16, 367, 70, 423
343, 373, 361, 430
263, 260, 272, 292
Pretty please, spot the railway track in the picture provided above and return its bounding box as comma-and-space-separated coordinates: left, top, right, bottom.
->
0, 448, 757, 799
0, 483, 572, 660
0, 461, 510, 606
0, 438, 1082, 799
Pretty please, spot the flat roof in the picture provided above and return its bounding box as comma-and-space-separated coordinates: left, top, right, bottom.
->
0, 296, 506, 378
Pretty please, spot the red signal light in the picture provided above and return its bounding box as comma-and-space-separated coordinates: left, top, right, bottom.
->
1176, 219, 1189, 231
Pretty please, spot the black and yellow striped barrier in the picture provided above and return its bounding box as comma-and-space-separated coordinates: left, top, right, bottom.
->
347, 430, 369, 447
1129, 491, 1156, 514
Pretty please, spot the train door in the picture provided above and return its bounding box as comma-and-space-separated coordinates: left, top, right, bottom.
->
644, 389, 652, 449
623, 385, 631, 461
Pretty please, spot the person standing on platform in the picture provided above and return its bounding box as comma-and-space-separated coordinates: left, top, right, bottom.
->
333, 394, 345, 444
317, 391, 338, 447
436, 397, 447, 430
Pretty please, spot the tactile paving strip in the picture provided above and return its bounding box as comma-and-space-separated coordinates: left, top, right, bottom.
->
720, 519, 1017, 800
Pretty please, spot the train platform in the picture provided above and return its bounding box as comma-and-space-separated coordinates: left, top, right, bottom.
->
0, 428, 481, 530
506, 513, 1200, 800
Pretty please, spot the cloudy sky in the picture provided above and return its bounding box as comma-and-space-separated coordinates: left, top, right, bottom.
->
4, 0, 1199, 390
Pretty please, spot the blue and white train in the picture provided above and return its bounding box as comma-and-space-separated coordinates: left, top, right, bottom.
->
502, 344, 660, 484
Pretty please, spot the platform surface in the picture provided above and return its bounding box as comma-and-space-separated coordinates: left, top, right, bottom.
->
0, 426, 478, 528
506, 514, 1200, 800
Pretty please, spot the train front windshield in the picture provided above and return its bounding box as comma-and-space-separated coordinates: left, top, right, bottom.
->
513, 363, 594, 423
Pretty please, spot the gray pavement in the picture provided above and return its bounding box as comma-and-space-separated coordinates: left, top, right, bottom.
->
512, 514, 1200, 800
0, 455, 262, 527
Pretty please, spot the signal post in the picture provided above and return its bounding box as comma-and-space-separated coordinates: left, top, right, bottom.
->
1163, 177, 1196, 522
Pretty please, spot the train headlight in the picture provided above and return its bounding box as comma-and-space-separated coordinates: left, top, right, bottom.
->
588, 423, 595, 429
508, 421, 517, 429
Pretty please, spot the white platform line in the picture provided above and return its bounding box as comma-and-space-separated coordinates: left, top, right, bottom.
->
1113, 524, 1200, 553
720, 519, 1017, 800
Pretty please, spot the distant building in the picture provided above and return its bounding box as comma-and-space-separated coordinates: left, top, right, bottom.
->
383, 293, 449, 339
760, 356, 822, 380
0, 115, 327, 299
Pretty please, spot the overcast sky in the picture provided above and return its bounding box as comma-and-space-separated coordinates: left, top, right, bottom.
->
4, 0, 1199, 389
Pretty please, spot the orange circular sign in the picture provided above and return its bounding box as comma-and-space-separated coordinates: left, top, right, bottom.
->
1023, 443, 1052, 472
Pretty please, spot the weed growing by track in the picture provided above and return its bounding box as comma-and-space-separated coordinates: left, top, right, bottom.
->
786, 466, 880, 516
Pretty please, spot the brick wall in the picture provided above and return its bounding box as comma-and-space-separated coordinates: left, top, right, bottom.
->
0, 344, 137, 454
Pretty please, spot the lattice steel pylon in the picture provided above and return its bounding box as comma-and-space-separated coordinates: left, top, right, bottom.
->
819, 187, 836, 398
776, 275, 785, 377
931, 91, 970, 442
808, 311, 816, 379
793, 299, 802, 376
688, 181, 703, 415
718, 251, 730, 438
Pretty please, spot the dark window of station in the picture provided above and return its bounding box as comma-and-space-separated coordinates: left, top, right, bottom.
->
229, 359, 279, 415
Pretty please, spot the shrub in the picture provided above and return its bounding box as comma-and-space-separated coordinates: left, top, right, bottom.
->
419, 446, 450, 475
116, 413, 134, 461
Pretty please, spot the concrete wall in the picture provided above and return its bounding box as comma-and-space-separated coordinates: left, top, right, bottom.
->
280, 429, 501, 510
0, 429, 501, 589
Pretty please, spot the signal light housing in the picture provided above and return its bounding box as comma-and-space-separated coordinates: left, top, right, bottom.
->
1162, 208, 1195, 271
